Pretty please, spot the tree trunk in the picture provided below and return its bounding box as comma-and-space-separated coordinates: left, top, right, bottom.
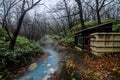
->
9, 12, 25, 50
2, 18, 13, 41
9, 34, 17, 50
75, 0, 86, 29
63, 0, 73, 29
97, 10, 101, 24
96, 0, 101, 24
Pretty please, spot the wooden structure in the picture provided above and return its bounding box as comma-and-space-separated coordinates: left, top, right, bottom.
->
75, 22, 114, 50
90, 33, 120, 55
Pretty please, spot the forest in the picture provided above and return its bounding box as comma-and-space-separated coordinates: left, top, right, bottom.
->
0, 0, 120, 80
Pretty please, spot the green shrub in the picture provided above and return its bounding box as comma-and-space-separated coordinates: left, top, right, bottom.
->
0, 29, 7, 37
85, 21, 98, 27
60, 37, 74, 46
112, 24, 120, 32
114, 19, 120, 24
51, 35, 61, 40
52, 31, 74, 47
71, 24, 81, 32
0, 29, 43, 79
101, 19, 113, 23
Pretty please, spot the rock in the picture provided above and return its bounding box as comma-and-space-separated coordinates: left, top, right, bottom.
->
28, 63, 38, 71
47, 68, 55, 74
42, 75, 51, 80
47, 64, 51, 67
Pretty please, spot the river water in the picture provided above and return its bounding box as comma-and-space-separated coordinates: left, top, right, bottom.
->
18, 36, 59, 80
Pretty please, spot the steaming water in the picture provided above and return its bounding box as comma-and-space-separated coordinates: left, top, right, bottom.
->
18, 36, 59, 80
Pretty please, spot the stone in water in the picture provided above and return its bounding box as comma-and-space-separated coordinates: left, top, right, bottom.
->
28, 63, 38, 71
47, 64, 51, 67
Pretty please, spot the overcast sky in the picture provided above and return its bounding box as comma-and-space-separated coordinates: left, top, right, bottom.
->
29, 0, 60, 16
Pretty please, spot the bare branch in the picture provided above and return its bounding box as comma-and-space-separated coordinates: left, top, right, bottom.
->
103, 0, 114, 7
0, 21, 2, 24
21, 0, 25, 13
32, 0, 34, 5
9, 0, 20, 8
26, 0, 30, 8
99, 0, 114, 11
83, 0, 96, 11
25, 0, 42, 12
99, 0, 106, 10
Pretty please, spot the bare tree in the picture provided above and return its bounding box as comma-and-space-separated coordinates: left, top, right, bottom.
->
9, 0, 42, 50
63, 0, 73, 29
83, 0, 114, 24
75, 0, 86, 29
55, 0, 74, 30
22, 13, 32, 39
0, 0, 19, 41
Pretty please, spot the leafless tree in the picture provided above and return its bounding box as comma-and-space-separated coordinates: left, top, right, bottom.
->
83, 0, 114, 24
55, 0, 74, 30
0, 0, 19, 41
74, 0, 86, 29
0, 0, 119, 50
9, 0, 42, 50
22, 12, 50, 40
22, 13, 32, 38
63, 0, 74, 29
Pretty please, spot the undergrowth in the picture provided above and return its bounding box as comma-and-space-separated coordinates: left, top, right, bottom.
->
51, 30, 74, 47
0, 29, 43, 80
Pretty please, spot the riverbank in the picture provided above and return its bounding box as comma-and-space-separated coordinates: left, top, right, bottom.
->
9, 53, 46, 79
0, 29, 43, 80
12, 36, 60, 80
7, 38, 120, 80
48, 42, 120, 80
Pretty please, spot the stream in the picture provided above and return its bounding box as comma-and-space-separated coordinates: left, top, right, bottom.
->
18, 36, 60, 80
